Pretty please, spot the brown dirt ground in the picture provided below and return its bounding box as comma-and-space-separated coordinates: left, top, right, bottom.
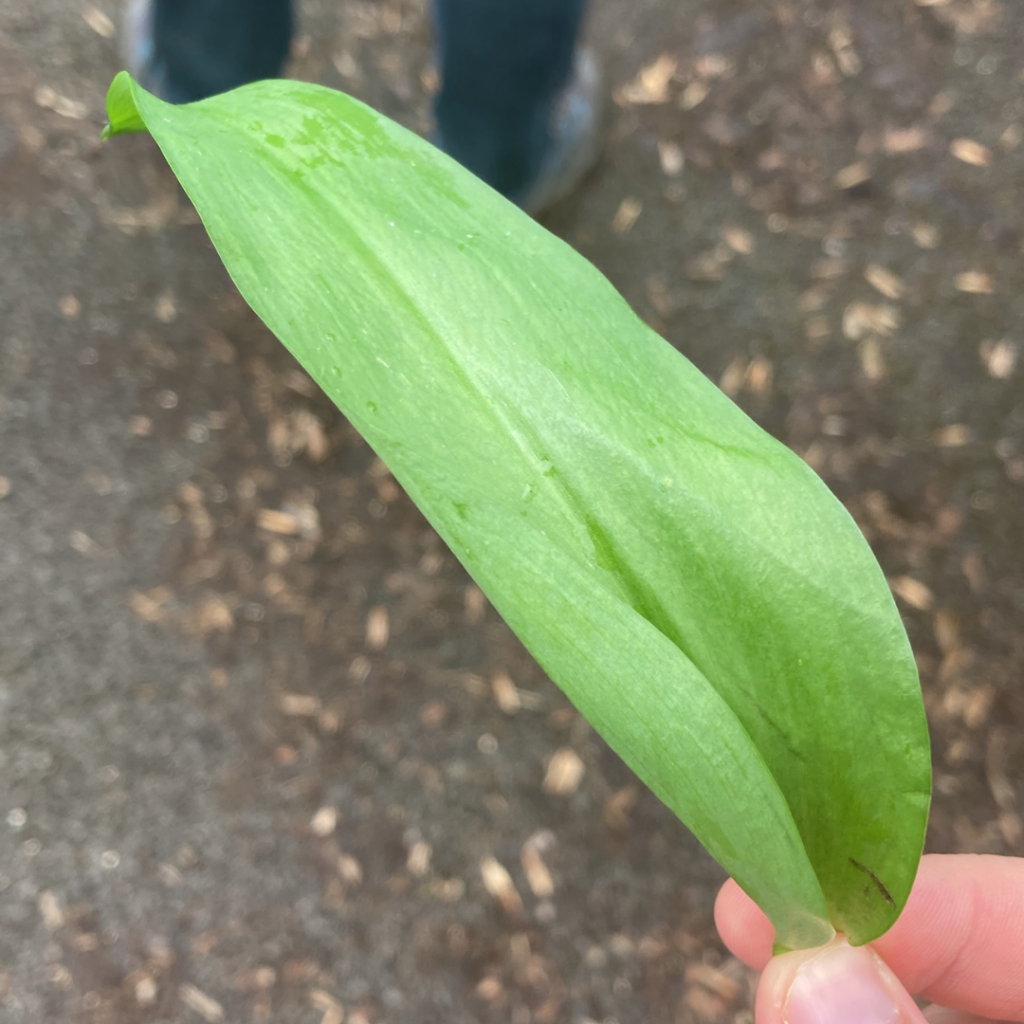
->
0, 0, 1022, 1022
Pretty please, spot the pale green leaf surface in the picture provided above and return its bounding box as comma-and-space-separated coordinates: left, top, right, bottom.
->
104, 72, 930, 948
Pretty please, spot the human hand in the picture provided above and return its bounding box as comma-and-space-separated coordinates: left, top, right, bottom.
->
714, 854, 1024, 1024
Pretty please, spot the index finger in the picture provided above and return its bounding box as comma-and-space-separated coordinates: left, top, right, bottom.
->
715, 854, 1024, 1022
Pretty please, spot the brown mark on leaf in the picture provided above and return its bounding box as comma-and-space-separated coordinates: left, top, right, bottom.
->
848, 858, 896, 907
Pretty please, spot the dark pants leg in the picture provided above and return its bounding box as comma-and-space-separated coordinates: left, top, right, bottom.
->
147, 0, 587, 197
151, 0, 293, 103
433, 0, 588, 198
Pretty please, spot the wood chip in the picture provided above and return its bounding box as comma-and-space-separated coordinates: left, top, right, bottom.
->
864, 264, 905, 300
688, 248, 729, 281
1000, 812, 1023, 847
806, 317, 831, 344
288, 410, 330, 462
955, 271, 995, 294
911, 222, 940, 249
979, 339, 1017, 378
721, 225, 754, 255
684, 985, 729, 1020
821, 415, 847, 437
811, 52, 839, 85
694, 54, 733, 79
703, 111, 738, 146
950, 138, 992, 167
811, 257, 848, 279
604, 785, 638, 830
365, 605, 389, 650
135, 976, 158, 1006
521, 832, 556, 897
261, 570, 287, 601
985, 728, 1016, 811
492, 671, 520, 714
828, 25, 852, 51
464, 585, 486, 622
128, 415, 153, 437
744, 357, 773, 396
679, 80, 710, 110
837, 48, 862, 76
881, 126, 927, 154
257, 508, 300, 535
310, 990, 345, 1024
0, 477, 9, 500
34, 86, 88, 120
130, 587, 173, 623
190, 930, 222, 957
889, 575, 934, 611
799, 286, 829, 313
615, 54, 677, 105
646, 273, 676, 317
476, 976, 505, 1002
657, 140, 685, 176
999, 124, 1022, 153
179, 984, 224, 1023
179, 485, 204, 511
479, 856, 524, 914
834, 162, 871, 189
859, 338, 885, 381
961, 553, 986, 593
337, 854, 363, 884
542, 747, 585, 795
611, 197, 643, 234
68, 532, 98, 557
248, 967, 277, 990
82, 5, 116, 37
718, 357, 746, 398
195, 595, 233, 635
278, 693, 321, 716
310, 806, 338, 837
842, 302, 900, 340
933, 424, 972, 447
279, 369, 314, 396
154, 294, 177, 323
435, 877, 464, 901
407, 840, 432, 876
38, 891, 64, 931
934, 609, 960, 655
928, 90, 956, 118
349, 655, 371, 684
684, 963, 743, 1003
520, 845, 554, 898
963, 686, 994, 729
419, 700, 448, 727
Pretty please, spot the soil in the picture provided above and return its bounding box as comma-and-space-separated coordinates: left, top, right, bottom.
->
0, 0, 1022, 1022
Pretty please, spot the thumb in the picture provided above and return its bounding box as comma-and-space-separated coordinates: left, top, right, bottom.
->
756, 937, 928, 1024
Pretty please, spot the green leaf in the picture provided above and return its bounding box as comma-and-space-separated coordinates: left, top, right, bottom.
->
104, 71, 930, 949
101, 70, 148, 140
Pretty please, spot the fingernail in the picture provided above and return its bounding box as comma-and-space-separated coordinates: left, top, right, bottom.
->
784, 943, 901, 1024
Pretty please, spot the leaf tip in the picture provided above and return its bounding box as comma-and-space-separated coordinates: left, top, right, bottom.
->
102, 71, 149, 140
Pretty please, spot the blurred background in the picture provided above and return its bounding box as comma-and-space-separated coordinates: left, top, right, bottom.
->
1, 0, 1022, 1020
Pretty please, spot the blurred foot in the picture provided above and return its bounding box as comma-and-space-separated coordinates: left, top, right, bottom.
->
122, 0, 177, 101
121, 0, 601, 212
517, 48, 603, 216
122, 0, 292, 103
